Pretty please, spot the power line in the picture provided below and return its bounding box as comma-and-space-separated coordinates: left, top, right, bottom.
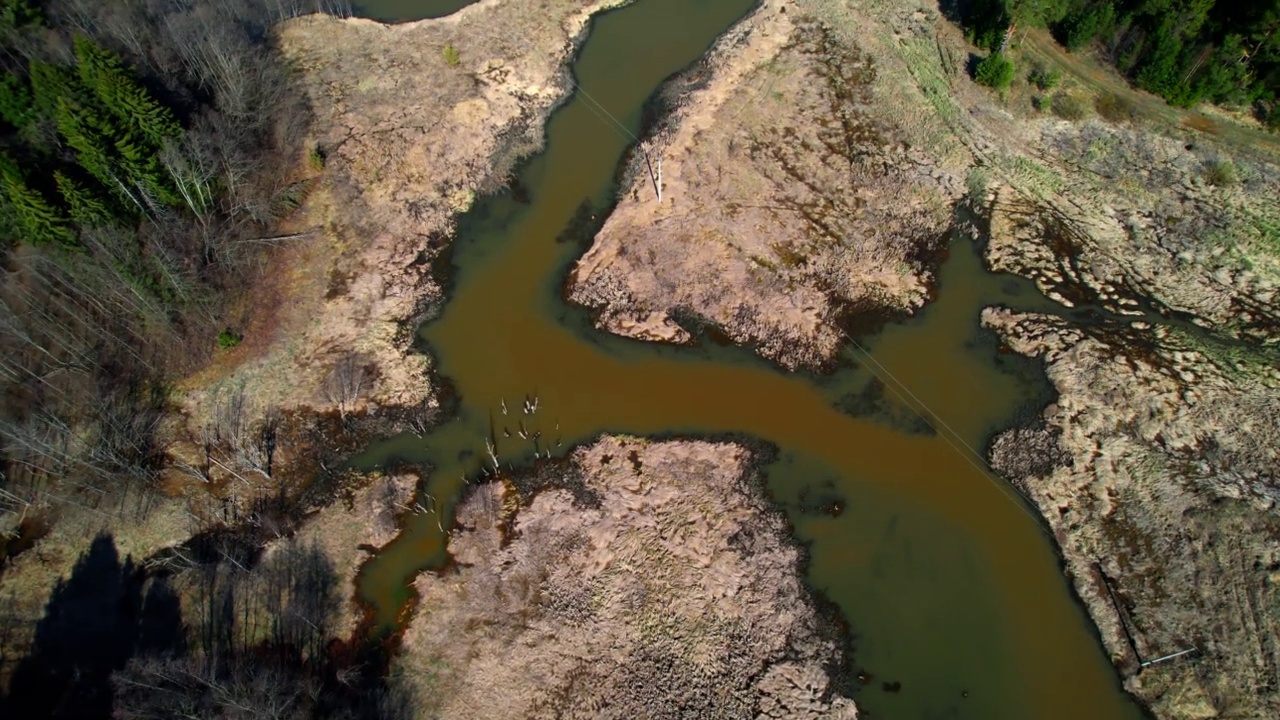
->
837, 328, 1049, 528
564, 65, 1048, 529
568, 75, 643, 144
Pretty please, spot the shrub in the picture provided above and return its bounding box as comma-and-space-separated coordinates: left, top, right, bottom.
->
1033, 95, 1052, 112
217, 328, 243, 350
1051, 93, 1088, 120
442, 43, 460, 67
1203, 159, 1238, 187
1094, 93, 1136, 123
965, 166, 990, 201
1029, 66, 1062, 92
307, 145, 325, 171
1266, 103, 1280, 133
975, 53, 1016, 92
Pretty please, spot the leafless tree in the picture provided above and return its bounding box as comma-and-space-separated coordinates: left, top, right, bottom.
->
234, 408, 279, 481
324, 353, 368, 421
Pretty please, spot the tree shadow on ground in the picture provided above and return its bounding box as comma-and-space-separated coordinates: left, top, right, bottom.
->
2, 532, 183, 719
3, 531, 414, 719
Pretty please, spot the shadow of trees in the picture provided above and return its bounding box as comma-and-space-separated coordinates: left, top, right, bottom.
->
3, 533, 165, 718
2, 532, 411, 720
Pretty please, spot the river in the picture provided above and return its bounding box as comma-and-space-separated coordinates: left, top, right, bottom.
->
350, 0, 1149, 718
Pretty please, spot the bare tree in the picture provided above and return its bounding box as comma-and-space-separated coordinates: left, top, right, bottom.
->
324, 353, 368, 421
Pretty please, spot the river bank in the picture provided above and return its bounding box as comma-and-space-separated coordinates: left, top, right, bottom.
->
397, 435, 858, 719
562, 0, 1280, 717
567, 0, 967, 369
337, 0, 1148, 716
980, 120, 1280, 719
0, 0, 633, 688
182, 0, 632, 452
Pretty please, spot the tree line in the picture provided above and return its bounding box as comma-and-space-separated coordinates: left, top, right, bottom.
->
0, 0, 351, 542
957, 0, 1280, 121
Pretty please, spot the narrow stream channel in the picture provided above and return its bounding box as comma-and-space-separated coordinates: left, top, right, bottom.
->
350, 0, 1150, 718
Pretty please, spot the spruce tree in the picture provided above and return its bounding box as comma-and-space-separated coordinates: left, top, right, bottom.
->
54, 171, 112, 226
0, 72, 36, 131
74, 36, 181, 147
0, 160, 75, 247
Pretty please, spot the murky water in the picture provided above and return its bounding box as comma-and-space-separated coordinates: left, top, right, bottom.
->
351, 0, 1148, 717
353, 0, 473, 21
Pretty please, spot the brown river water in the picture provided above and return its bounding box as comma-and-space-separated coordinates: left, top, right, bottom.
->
351, 0, 1149, 717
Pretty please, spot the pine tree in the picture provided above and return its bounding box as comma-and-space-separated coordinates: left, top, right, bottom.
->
0, 72, 36, 131
54, 171, 113, 226
0, 160, 76, 247
74, 36, 181, 147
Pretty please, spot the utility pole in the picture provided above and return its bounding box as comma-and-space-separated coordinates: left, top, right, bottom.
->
643, 147, 662, 203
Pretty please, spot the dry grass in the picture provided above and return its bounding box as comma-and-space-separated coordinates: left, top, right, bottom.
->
3, 0, 631, 688
397, 437, 856, 719
270, 468, 418, 640
181, 0, 632, 432
985, 308, 1280, 718
570, 0, 961, 369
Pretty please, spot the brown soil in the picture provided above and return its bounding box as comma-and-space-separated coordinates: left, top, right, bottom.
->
396, 436, 858, 719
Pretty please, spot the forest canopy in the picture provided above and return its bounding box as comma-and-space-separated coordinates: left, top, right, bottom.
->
0, 0, 347, 559
957, 0, 1280, 120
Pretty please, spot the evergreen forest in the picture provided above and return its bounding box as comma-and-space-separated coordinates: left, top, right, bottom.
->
957, 0, 1280, 120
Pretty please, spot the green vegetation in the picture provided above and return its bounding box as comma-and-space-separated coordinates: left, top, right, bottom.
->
1029, 65, 1062, 91
1058, 2, 1115, 52
218, 328, 244, 349
1203, 158, 1239, 186
0, 1, 423, 718
975, 52, 1017, 91
443, 43, 461, 67
957, 0, 1280, 119
0, 0, 330, 598
1094, 92, 1137, 122
965, 166, 991, 201
308, 145, 327, 171
1051, 92, 1089, 120
0, 36, 193, 245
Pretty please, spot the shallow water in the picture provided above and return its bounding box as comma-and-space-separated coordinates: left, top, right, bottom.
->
351, 0, 1148, 717
354, 0, 472, 21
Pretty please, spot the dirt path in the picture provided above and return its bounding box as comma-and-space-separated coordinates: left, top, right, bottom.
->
1020, 28, 1280, 158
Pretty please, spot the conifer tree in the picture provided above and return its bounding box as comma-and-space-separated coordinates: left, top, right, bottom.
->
54, 171, 112, 226
0, 72, 36, 131
73, 36, 181, 147
0, 158, 76, 247
54, 96, 122, 197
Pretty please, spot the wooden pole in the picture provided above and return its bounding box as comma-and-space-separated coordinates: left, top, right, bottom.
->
643, 149, 661, 202
656, 155, 662, 203
1140, 647, 1198, 668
